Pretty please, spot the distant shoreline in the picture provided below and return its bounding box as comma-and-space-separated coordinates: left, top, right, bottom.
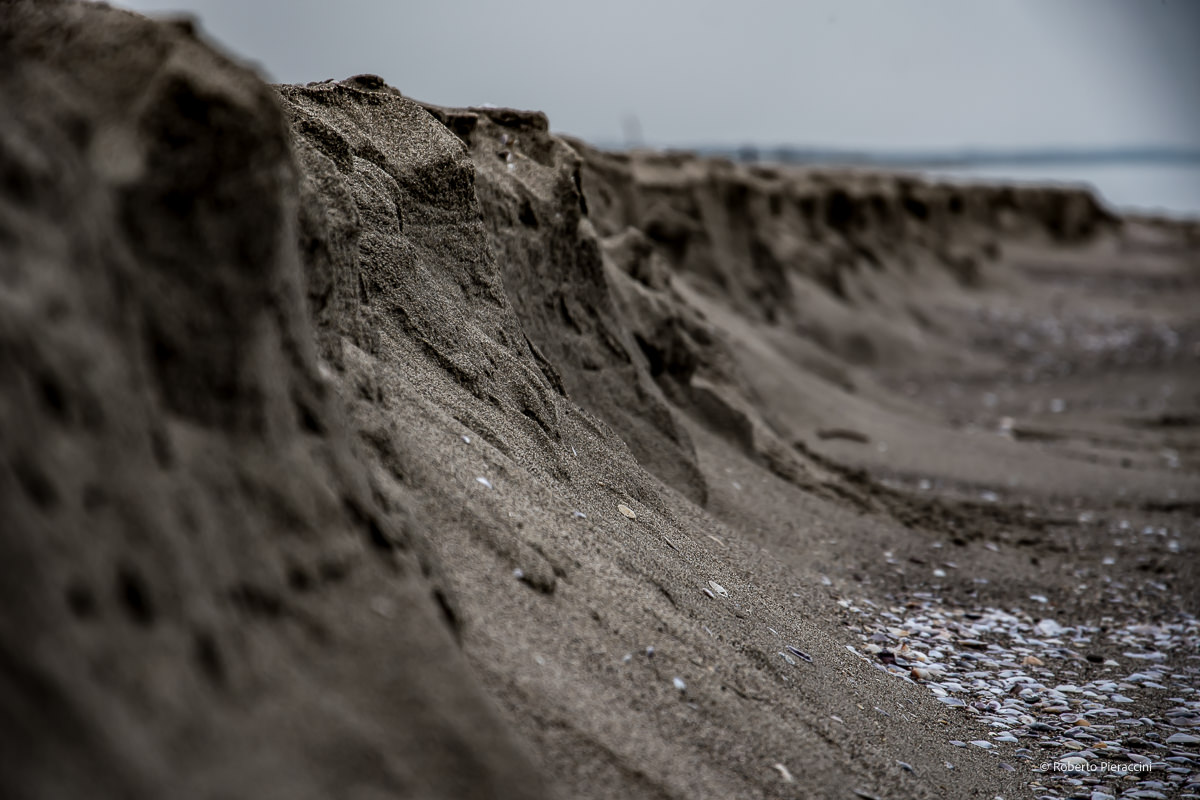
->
590, 143, 1200, 218
672, 145, 1200, 169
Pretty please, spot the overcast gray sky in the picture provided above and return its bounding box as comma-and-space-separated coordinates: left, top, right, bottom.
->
110, 0, 1200, 151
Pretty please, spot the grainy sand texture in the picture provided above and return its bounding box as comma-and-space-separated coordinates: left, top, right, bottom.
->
2, 3, 1197, 799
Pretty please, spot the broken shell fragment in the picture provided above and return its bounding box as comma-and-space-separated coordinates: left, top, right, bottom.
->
785, 645, 813, 663
618, 503, 637, 519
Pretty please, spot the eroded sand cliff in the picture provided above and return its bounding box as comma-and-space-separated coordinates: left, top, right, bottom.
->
2, 3, 1197, 799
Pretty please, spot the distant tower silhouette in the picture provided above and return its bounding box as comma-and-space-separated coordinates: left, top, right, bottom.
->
621, 114, 644, 149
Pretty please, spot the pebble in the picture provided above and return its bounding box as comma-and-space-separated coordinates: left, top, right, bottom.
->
672, 676, 687, 692
476, 476, 493, 489
708, 580, 728, 597
617, 503, 637, 519
369, 596, 394, 618
840, 589, 1199, 799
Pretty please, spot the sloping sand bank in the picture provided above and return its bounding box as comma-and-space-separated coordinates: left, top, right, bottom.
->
2, 3, 1197, 799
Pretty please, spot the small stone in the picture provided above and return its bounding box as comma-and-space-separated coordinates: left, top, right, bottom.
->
708, 580, 728, 597
1166, 733, 1200, 745
476, 476, 493, 489
1023, 655, 1045, 667
617, 503, 637, 519
369, 596, 395, 618
672, 676, 686, 692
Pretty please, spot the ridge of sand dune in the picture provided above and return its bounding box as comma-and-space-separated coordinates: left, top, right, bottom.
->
3, 4, 1198, 800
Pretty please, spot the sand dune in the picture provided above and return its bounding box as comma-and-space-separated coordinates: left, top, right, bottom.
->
2, 3, 1197, 799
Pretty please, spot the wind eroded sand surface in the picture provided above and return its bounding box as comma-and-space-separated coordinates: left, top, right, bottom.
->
2, 3, 1198, 798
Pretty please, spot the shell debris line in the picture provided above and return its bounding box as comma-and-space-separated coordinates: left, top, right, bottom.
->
836, 593, 1200, 799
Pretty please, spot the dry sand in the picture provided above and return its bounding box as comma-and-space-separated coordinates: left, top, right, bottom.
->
1, 3, 1197, 799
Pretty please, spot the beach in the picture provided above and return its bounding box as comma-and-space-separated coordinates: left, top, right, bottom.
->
2, 3, 1198, 799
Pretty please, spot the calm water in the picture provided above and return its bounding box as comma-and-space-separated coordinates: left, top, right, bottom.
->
922, 162, 1200, 220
